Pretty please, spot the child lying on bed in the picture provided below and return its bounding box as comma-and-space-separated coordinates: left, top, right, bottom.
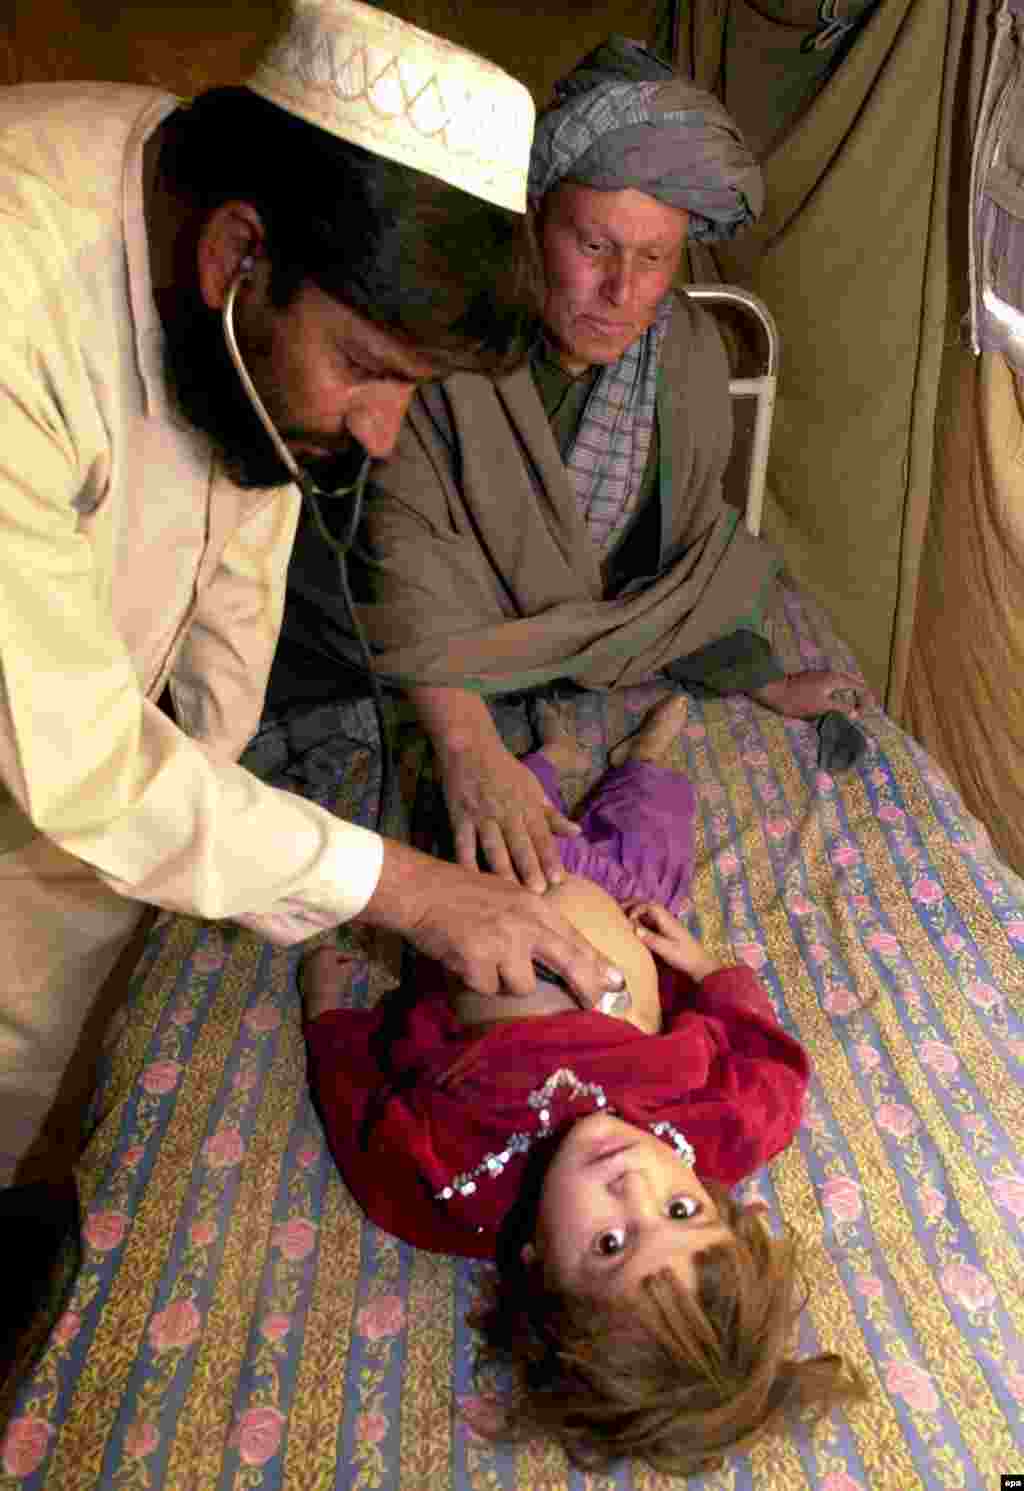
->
300, 695, 864, 1476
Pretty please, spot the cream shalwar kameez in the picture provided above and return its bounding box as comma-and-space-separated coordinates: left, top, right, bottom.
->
0, 83, 383, 1182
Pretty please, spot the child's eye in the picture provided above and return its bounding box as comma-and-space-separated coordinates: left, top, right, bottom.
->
594, 1227, 626, 1256
667, 1197, 700, 1221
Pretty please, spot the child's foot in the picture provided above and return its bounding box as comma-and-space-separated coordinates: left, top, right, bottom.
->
610, 693, 690, 768
534, 699, 591, 773
298, 946, 358, 1021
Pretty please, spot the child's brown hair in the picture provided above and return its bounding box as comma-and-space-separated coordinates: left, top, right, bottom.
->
468, 1179, 866, 1475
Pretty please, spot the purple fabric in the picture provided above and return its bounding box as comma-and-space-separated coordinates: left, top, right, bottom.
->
522, 752, 696, 913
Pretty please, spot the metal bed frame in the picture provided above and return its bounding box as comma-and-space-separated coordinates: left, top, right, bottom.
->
685, 284, 779, 537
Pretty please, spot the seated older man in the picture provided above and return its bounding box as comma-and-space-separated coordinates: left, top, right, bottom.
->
266, 36, 862, 892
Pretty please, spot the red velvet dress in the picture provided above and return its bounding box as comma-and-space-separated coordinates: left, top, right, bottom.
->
304, 960, 808, 1260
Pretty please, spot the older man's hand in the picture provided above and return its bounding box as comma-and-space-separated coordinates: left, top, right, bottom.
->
750, 669, 864, 719
409, 683, 580, 894
440, 733, 580, 893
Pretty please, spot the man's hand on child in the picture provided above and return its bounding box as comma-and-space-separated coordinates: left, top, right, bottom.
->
625, 902, 720, 981
361, 838, 625, 1002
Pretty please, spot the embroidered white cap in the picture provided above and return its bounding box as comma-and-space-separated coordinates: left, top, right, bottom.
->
246, 0, 535, 213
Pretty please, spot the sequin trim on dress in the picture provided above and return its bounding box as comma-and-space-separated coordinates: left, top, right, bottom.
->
433, 1067, 694, 1203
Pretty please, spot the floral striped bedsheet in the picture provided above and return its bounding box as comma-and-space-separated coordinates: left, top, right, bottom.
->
2, 584, 1022, 1491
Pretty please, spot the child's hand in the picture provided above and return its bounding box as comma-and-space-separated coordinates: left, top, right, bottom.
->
624, 902, 720, 981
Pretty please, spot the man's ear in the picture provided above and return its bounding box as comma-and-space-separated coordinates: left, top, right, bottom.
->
520, 1241, 538, 1267
196, 201, 267, 311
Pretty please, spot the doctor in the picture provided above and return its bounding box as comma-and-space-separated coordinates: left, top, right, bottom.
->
0, 0, 623, 1266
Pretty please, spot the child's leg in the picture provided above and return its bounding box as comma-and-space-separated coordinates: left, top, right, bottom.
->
518, 699, 590, 823
562, 694, 698, 913
615, 693, 691, 765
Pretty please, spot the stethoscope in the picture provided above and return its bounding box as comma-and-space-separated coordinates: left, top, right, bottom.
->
221, 262, 397, 832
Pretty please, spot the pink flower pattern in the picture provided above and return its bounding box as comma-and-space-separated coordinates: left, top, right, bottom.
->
141, 1059, 183, 1096
148, 1298, 202, 1354
884, 1359, 940, 1414
1, 1417, 53, 1477
124, 1422, 159, 1459
245, 1002, 283, 1034
260, 1312, 292, 1343
822, 1175, 863, 1222
855, 1041, 880, 1072
53, 1311, 81, 1347
877, 804, 905, 824
910, 876, 943, 907
966, 979, 1001, 1010
823, 984, 861, 1016
272, 1217, 318, 1262
203, 1126, 245, 1170
940, 1262, 996, 1313
919, 1040, 959, 1078
83, 1210, 129, 1253
190, 1218, 218, 1248
876, 1102, 920, 1139
231, 1405, 285, 1467
356, 1294, 406, 1341
919, 1183, 947, 1223
734, 940, 767, 970
821, 1472, 866, 1491
355, 1410, 388, 1445
992, 1175, 1024, 1220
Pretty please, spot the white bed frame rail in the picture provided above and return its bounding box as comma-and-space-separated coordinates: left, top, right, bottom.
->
685, 284, 779, 537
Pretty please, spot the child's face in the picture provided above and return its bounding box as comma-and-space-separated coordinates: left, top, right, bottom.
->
525, 1113, 732, 1299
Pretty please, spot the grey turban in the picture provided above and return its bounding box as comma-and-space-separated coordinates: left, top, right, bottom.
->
529, 37, 763, 242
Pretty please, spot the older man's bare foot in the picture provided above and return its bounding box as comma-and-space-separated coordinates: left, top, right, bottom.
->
298, 946, 359, 1021
609, 693, 690, 767
535, 699, 591, 773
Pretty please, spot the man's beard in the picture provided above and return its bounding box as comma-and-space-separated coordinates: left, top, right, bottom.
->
162, 292, 363, 494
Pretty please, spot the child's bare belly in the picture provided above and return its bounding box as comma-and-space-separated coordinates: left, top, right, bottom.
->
451, 873, 662, 1035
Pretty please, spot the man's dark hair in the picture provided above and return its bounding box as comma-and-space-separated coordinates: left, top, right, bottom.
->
159, 86, 542, 374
